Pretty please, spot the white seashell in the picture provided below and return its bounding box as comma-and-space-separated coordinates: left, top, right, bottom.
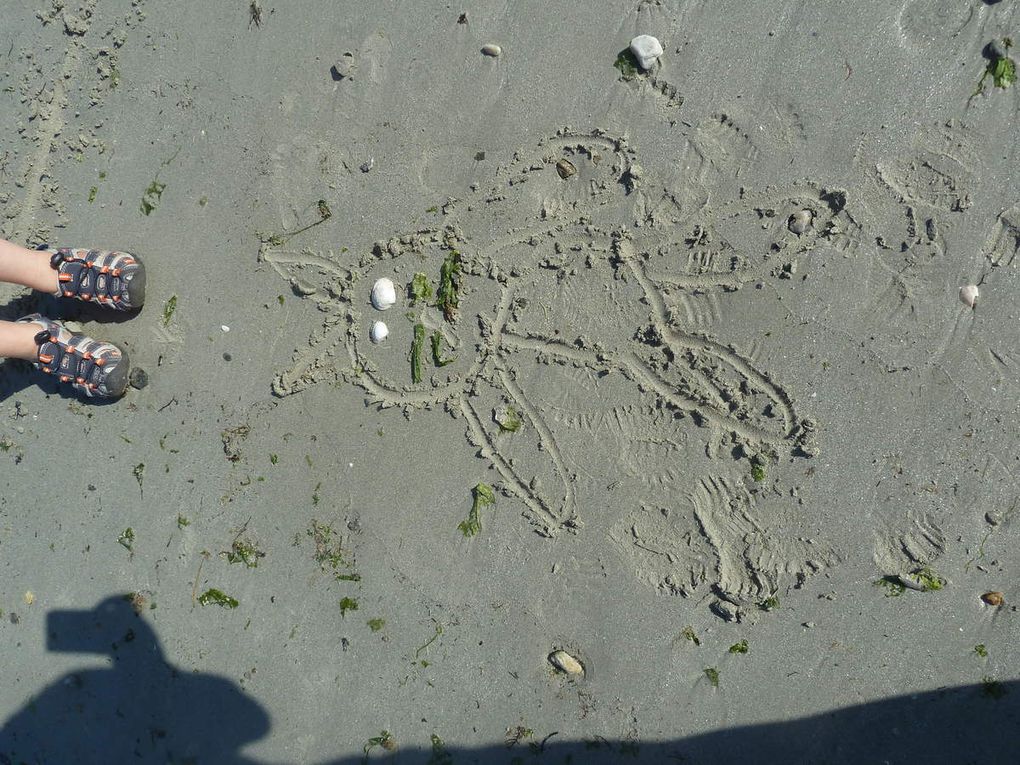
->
960, 284, 979, 308
548, 649, 584, 676
788, 209, 812, 235
629, 35, 663, 70
369, 320, 389, 344
371, 277, 397, 310
481, 43, 502, 57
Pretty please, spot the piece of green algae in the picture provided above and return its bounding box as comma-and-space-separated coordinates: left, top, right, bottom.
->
117, 527, 134, 552
198, 589, 239, 609
363, 731, 396, 761
409, 272, 433, 305
875, 576, 906, 597
428, 734, 452, 765
458, 483, 496, 537
728, 639, 749, 654
973, 38, 1017, 98
411, 323, 426, 383
758, 595, 780, 612
431, 330, 455, 367
680, 626, 700, 646
907, 566, 945, 592
494, 405, 522, 433
436, 251, 462, 322
704, 667, 720, 688
226, 539, 265, 568
614, 48, 640, 80
140, 178, 166, 216
162, 295, 177, 327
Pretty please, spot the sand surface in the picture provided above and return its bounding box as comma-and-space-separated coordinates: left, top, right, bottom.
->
1, 1, 1020, 762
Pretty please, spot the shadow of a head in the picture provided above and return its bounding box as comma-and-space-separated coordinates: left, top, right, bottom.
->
1, 594, 271, 765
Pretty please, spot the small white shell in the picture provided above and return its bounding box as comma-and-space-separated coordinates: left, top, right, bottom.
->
788, 209, 813, 235
548, 649, 584, 676
371, 278, 397, 310
369, 320, 389, 344
960, 284, 979, 308
481, 43, 502, 57
629, 34, 663, 70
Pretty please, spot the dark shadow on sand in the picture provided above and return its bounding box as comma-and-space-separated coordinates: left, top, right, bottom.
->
1, 595, 1017, 764
0, 595, 272, 765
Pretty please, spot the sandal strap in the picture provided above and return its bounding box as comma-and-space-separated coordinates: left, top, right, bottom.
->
41, 246, 137, 307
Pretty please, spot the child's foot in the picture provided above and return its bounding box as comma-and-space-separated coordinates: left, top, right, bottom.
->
17, 314, 130, 398
38, 245, 146, 310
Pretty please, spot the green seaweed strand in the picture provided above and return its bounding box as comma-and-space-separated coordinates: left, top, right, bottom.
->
411, 323, 426, 383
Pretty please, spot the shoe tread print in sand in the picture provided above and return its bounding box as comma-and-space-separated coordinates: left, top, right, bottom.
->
263, 123, 847, 611
851, 120, 1020, 581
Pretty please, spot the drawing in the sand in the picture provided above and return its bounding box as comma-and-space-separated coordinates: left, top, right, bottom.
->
262, 123, 864, 606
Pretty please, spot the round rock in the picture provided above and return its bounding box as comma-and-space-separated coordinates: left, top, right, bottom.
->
128, 367, 149, 390
481, 43, 502, 57
629, 34, 663, 70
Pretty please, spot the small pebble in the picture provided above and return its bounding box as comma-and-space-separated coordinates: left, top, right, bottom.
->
555, 159, 576, 179
629, 34, 663, 70
128, 367, 149, 389
360, 158, 374, 173
331, 52, 355, 80
548, 649, 584, 676
802, 621, 815, 629
960, 284, 979, 308
222, 352, 232, 362
711, 599, 740, 622
982, 591, 1005, 606
788, 209, 813, 235
481, 43, 502, 57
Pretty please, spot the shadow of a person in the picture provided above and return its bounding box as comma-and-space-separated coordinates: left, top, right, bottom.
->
0, 595, 272, 765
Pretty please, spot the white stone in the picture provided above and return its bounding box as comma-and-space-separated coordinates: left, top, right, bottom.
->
369, 320, 389, 344
371, 277, 397, 310
960, 284, 979, 308
630, 34, 663, 70
481, 43, 502, 57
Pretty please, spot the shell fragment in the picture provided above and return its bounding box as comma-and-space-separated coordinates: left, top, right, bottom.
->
960, 284, 978, 308
548, 649, 584, 676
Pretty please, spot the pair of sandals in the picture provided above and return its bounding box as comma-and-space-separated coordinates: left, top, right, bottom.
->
17, 246, 146, 399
